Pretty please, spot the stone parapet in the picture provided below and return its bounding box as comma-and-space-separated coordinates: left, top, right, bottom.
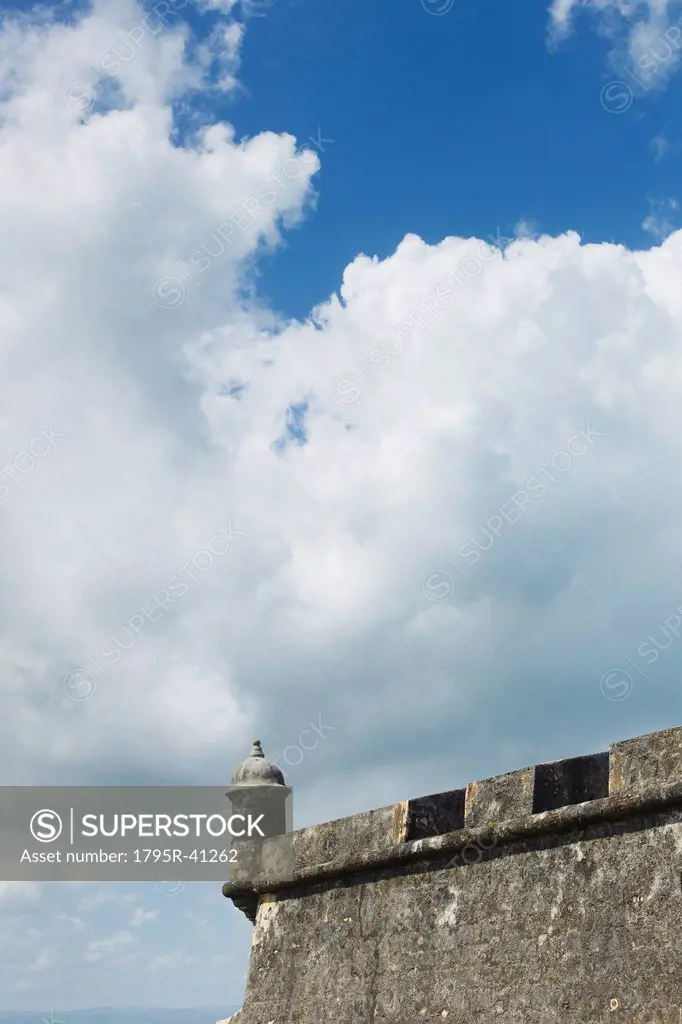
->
609, 724, 682, 794
224, 725, 682, 907
222, 723, 682, 1024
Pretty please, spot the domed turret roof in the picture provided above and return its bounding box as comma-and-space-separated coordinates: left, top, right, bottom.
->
231, 740, 286, 786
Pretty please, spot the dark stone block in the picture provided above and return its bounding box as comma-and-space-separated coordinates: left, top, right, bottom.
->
404, 789, 465, 840
533, 752, 609, 813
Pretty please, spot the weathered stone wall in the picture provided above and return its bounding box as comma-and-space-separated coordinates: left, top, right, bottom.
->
223, 725, 682, 1024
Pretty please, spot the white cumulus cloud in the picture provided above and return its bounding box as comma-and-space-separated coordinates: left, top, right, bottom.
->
548, 0, 682, 90
3, 0, 682, 1008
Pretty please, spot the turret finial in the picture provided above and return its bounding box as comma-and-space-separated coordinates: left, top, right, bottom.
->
231, 738, 286, 787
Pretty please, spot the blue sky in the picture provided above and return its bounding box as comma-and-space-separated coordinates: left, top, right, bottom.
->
214, 0, 682, 318
3, 0, 682, 1013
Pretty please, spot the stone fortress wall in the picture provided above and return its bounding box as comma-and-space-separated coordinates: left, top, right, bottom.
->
221, 725, 682, 1024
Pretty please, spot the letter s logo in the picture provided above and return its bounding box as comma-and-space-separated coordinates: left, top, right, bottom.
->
30, 809, 63, 842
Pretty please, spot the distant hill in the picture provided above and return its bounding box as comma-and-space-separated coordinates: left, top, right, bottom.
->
0, 1009, 238, 1024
